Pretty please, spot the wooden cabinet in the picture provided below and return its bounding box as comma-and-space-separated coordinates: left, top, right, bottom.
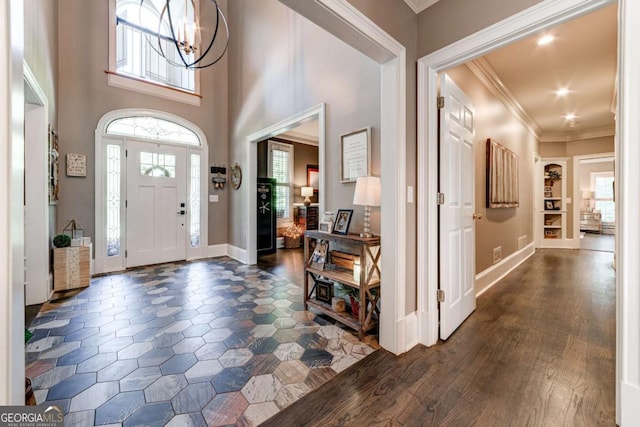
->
295, 206, 318, 230
303, 231, 380, 339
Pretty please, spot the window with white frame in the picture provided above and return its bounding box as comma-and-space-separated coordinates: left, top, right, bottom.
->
114, 0, 196, 92
268, 141, 294, 225
591, 171, 615, 223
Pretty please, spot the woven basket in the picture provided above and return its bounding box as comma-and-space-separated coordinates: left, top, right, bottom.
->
284, 236, 301, 248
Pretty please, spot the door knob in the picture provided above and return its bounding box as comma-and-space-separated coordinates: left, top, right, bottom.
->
472, 213, 483, 220
177, 210, 186, 215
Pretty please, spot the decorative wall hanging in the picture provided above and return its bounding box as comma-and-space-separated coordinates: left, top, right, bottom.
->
231, 163, 242, 190
211, 164, 227, 189
486, 138, 519, 208
340, 127, 371, 183
48, 125, 59, 204
66, 153, 87, 177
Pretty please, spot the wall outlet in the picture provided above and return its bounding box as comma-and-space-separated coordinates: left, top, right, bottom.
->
493, 246, 502, 265
209, 194, 219, 202
518, 235, 527, 250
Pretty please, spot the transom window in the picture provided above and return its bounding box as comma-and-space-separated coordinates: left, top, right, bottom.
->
106, 116, 200, 145
115, 0, 196, 92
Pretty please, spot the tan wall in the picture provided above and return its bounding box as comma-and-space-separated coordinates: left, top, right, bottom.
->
417, 0, 543, 56
228, 1, 381, 246
446, 65, 539, 273
57, 0, 229, 244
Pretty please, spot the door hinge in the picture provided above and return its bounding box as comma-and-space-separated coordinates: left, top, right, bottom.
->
125, 200, 128, 208
437, 192, 445, 205
437, 96, 445, 109
125, 149, 128, 157
125, 250, 128, 258
437, 289, 445, 303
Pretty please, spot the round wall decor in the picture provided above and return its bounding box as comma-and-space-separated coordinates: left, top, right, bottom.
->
231, 163, 242, 190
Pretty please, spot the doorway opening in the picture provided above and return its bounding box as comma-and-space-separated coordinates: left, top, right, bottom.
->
255, 119, 320, 286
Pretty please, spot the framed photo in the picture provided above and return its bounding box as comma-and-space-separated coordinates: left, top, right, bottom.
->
309, 240, 328, 270
307, 164, 319, 193
333, 209, 353, 235
340, 127, 371, 183
315, 279, 334, 304
545, 200, 555, 210
486, 139, 519, 208
318, 221, 333, 233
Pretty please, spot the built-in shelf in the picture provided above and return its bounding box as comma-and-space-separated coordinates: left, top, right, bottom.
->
539, 159, 569, 248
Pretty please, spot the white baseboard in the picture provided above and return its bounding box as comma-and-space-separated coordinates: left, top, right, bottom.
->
402, 311, 419, 352
207, 244, 227, 258
226, 244, 248, 264
622, 381, 640, 425
475, 242, 535, 296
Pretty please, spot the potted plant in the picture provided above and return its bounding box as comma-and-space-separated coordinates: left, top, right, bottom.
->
53, 234, 71, 248
283, 224, 303, 248
335, 284, 360, 317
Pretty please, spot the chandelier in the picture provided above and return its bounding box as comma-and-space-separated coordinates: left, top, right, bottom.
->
141, 0, 229, 69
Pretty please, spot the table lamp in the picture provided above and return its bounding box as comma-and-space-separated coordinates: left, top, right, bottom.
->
353, 176, 381, 238
301, 186, 314, 206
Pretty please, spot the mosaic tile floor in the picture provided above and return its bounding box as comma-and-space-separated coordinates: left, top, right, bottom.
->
26, 257, 377, 426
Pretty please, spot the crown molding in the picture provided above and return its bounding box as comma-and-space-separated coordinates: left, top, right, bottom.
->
539, 125, 615, 142
466, 57, 541, 139
403, 0, 439, 14
277, 130, 319, 146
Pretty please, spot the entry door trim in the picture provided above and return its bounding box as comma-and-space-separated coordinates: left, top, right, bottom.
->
94, 109, 209, 274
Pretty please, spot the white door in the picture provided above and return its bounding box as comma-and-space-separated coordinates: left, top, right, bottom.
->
439, 73, 476, 340
126, 140, 187, 268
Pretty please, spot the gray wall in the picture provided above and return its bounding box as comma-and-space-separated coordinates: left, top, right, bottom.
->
57, 0, 229, 245
24, 0, 58, 253
417, 0, 543, 56
227, 0, 381, 248
345, 0, 419, 314
447, 64, 538, 273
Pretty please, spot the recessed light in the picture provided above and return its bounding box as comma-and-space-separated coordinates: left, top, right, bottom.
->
564, 113, 577, 121
537, 35, 555, 46
556, 88, 570, 97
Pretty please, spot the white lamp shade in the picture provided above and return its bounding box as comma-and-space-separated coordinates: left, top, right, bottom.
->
581, 190, 594, 199
353, 176, 381, 206
301, 186, 314, 197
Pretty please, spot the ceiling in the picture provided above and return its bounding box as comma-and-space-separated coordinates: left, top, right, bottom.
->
278, 119, 319, 145
472, 4, 618, 141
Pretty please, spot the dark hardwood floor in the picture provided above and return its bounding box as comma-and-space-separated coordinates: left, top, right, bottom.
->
264, 248, 616, 426
257, 247, 305, 287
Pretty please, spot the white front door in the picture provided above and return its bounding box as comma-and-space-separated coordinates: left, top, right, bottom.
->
439, 73, 476, 340
126, 140, 187, 268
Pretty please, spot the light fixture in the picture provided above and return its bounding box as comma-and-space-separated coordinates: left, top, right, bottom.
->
141, 0, 229, 69
301, 187, 314, 206
564, 113, 577, 121
537, 34, 555, 46
352, 176, 381, 238
555, 88, 570, 97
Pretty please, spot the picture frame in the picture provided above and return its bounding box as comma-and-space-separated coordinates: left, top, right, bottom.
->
486, 138, 519, 208
48, 125, 59, 205
340, 127, 371, 183
309, 240, 328, 270
307, 164, 319, 193
545, 200, 556, 210
333, 209, 353, 235
318, 221, 333, 233
315, 279, 334, 304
